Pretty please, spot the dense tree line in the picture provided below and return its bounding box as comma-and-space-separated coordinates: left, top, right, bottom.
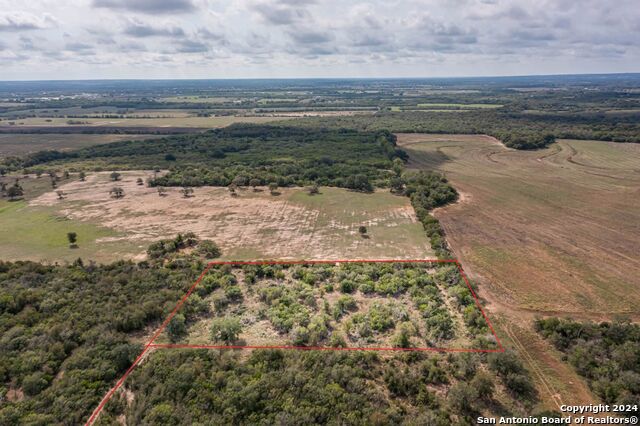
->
536, 318, 639, 416
399, 171, 458, 258
3, 125, 406, 192
96, 348, 539, 425
287, 109, 640, 149
0, 236, 219, 424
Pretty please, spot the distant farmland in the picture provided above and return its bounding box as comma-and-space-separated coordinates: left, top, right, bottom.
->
0, 134, 157, 157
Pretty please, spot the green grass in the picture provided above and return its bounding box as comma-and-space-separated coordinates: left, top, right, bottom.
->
0, 200, 141, 263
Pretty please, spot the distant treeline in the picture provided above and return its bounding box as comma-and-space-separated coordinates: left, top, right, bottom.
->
285, 110, 640, 149
536, 318, 639, 416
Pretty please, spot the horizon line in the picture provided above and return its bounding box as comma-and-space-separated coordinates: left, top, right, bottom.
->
1, 71, 639, 84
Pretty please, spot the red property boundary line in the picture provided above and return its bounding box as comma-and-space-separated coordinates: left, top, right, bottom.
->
86, 259, 503, 425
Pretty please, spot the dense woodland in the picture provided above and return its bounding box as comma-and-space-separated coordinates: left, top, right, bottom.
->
96, 348, 539, 425
3, 126, 406, 192
286, 110, 640, 149
0, 237, 542, 424
536, 318, 640, 416
0, 236, 218, 424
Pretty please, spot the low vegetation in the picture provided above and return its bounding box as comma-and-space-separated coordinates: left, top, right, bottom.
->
158, 262, 495, 350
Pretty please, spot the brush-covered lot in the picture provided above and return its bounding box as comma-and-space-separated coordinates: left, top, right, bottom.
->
155, 262, 495, 349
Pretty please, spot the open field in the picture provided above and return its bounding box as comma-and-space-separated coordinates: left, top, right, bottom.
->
398, 133, 640, 413
0, 175, 141, 263
11, 171, 434, 262
398, 134, 640, 316
0, 133, 158, 157
0, 115, 287, 128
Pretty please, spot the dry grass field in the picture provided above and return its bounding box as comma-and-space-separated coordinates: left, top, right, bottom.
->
0, 115, 286, 128
0, 133, 158, 157
398, 134, 640, 317
398, 133, 640, 411
20, 171, 433, 262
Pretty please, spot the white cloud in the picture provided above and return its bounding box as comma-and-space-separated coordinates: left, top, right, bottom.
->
0, 0, 638, 78
0, 11, 56, 31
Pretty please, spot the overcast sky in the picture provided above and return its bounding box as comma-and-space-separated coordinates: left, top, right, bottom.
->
0, 0, 638, 80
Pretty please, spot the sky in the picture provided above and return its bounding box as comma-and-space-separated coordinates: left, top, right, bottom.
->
0, 0, 638, 80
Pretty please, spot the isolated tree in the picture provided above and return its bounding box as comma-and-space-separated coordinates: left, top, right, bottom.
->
358, 225, 367, 236
268, 182, 278, 195
7, 184, 24, 201
67, 232, 78, 248
63, 170, 70, 179
110, 186, 124, 199
56, 190, 65, 200
164, 153, 176, 161
228, 183, 238, 196
157, 186, 167, 197
136, 177, 144, 186
181, 187, 194, 198
249, 178, 260, 191
51, 179, 57, 189
0, 168, 6, 176
210, 317, 242, 345
307, 183, 320, 195
110, 171, 121, 181
79, 171, 86, 181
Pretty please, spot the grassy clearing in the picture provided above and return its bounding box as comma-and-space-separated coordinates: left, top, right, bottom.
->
0, 133, 158, 157
398, 134, 640, 316
0, 199, 141, 263
2, 173, 433, 263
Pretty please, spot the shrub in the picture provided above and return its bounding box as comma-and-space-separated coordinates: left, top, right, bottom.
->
210, 317, 242, 345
